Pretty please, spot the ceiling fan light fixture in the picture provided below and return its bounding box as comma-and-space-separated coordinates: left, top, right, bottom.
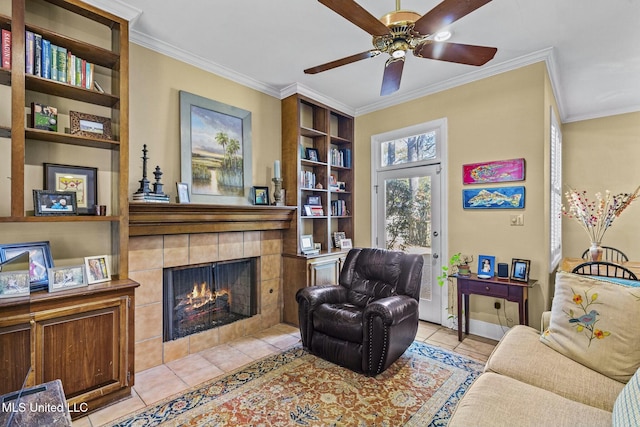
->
392, 49, 406, 58
434, 30, 452, 42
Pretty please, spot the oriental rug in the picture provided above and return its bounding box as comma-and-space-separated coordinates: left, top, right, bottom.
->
108, 341, 483, 427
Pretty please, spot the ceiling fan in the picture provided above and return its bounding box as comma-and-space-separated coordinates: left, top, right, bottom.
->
305, 0, 498, 96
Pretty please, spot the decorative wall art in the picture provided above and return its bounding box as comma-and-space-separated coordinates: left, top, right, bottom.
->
180, 91, 252, 205
463, 158, 525, 185
462, 186, 525, 209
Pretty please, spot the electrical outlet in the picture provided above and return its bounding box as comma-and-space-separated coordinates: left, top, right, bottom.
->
510, 214, 524, 226
494, 301, 501, 310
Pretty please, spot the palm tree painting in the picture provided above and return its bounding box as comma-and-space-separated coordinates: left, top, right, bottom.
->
189, 105, 244, 196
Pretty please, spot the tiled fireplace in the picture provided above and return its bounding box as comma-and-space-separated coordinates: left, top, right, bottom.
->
128, 230, 284, 372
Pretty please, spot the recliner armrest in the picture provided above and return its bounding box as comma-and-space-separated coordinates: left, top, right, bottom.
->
296, 285, 348, 310
364, 295, 418, 326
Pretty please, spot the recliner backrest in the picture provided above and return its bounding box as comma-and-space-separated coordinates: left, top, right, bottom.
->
339, 248, 421, 307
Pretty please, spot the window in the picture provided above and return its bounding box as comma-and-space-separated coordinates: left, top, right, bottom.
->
380, 131, 437, 167
550, 107, 562, 271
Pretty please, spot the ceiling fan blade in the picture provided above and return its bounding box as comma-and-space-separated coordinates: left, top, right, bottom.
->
413, 0, 492, 35
318, 0, 391, 36
380, 57, 405, 96
414, 42, 497, 66
304, 50, 379, 74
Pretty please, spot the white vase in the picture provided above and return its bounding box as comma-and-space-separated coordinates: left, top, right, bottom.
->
589, 242, 603, 262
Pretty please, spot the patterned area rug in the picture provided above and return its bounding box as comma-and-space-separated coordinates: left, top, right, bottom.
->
108, 342, 483, 426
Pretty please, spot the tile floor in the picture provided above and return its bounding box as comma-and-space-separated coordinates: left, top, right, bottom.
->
73, 321, 498, 427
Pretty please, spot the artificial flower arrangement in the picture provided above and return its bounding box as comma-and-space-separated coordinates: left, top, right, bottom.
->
562, 186, 640, 244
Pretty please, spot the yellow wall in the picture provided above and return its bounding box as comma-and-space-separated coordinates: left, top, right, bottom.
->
128, 44, 282, 201
355, 63, 552, 329
562, 112, 640, 258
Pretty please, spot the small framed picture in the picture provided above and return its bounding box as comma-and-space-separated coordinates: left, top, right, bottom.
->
84, 255, 111, 284
44, 163, 98, 215
333, 231, 346, 248
33, 190, 78, 216
477, 255, 495, 278
307, 195, 321, 205
300, 234, 319, 255
48, 265, 87, 292
0, 241, 54, 292
70, 111, 112, 140
252, 186, 270, 205
339, 238, 353, 250
510, 258, 531, 282
304, 205, 313, 216
0, 270, 30, 298
176, 182, 190, 204
305, 148, 319, 162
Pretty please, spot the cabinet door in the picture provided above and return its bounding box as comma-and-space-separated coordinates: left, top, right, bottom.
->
0, 315, 33, 395
309, 257, 344, 285
34, 297, 129, 404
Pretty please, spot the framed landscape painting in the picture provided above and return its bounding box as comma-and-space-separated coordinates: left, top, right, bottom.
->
463, 158, 525, 185
462, 186, 525, 209
180, 91, 252, 205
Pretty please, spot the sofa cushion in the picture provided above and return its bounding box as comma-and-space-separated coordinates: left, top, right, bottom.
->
541, 271, 640, 382
613, 368, 640, 426
486, 324, 624, 411
448, 372, 612, 427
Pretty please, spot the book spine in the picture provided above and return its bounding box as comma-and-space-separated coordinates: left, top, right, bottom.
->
41, 39, 51, 79
34, 33, 42, 77
86, 61, 92, 89
1, 29, 10, 70
81, 59, 86, 87
25, 31, 34, 74
66, 51, 72, 84
56, 46, 66, 82
75, 57, 81, 86
50, 45, 58, 81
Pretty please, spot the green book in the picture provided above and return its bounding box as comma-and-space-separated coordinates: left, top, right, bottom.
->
56, 46, 66, 82
50, 45, 58, 81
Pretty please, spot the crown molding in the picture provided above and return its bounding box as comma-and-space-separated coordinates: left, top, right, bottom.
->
563, 105, 640, 124
130, 30, 281, 99
81, 0, 142, 24
280, 83, 356, 116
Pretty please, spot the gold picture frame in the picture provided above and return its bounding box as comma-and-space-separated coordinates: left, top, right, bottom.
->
70, 111, 112, 140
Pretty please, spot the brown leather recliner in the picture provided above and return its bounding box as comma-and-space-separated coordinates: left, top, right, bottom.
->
296, 248, 424, 376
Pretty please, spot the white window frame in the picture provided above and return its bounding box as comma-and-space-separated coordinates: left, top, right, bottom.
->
550, 107, 562, 271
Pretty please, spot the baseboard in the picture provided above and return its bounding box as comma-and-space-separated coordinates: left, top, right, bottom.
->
467, 319, 510, 341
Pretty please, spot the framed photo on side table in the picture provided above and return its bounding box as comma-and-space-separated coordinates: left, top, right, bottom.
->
477, 255, 495, 279
44, 163, 97, 215
84, 255, 111, 284
48, 265, 87, 292
510, 258, 531, 282
176, 182, 190, 204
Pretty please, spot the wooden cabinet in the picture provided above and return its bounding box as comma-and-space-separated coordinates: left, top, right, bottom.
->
0, 281, 137, 418
0, 0, 137, 417
281, 94, 355, 325
282, 252, 346, 325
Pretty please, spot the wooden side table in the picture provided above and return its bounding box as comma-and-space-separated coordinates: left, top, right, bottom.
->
456, 273, 536, 341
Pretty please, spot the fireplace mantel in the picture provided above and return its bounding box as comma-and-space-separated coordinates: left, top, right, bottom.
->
129, 203, 296, 236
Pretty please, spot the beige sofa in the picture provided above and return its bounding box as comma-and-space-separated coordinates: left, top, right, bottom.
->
449, 271, 640, 426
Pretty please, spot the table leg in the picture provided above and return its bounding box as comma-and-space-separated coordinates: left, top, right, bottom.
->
464, 294, 470, 337
457, 290, 463, 341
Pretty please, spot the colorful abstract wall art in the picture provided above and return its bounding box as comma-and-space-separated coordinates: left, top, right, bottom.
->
463, 158, 525, 185
462, 186, 525, 209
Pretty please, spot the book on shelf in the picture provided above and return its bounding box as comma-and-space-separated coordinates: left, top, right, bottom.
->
1, 29, 10, 70
56, 46, 67, 82
25, 31, 34, 74
300, 170, 316, 189
86, 62, 93, 89
94, 80, 105, 93
132, 193, 170, 203
34, 33, 42, 77
50, 44, 58, 81
340, 148, 351, 168
41, 39, 51, 78
68, 52, 75, 85
30, 103, 58, 132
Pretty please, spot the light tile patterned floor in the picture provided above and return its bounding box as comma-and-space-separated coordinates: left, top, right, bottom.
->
75, 322, 497, 427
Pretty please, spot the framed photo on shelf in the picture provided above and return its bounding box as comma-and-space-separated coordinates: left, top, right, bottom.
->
307, 195, 321, 205
252, 186, 270, 205
179, 91, 252, 205
33, 190, 78, 216
477, 255, 495, 278
304, 205, 313, 216
44, 163, 97, 215
84, 255, 111, 284
69, 111, 112, 140
300, 234, 319, 255
0, 241, 54, 291
30, 102, 58, 132
48, 265, 87, 292
510, 258, 531, 282
339, 238, 353, 250
0, 270, 30, 298
333, 231, 346, 248
176, 182, 190, 204
305, 148, 319, 162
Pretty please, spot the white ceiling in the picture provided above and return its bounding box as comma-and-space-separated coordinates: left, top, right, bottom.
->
89, 0, 640, 122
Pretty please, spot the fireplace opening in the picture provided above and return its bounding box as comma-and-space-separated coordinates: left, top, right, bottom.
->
163, 258, 257, 341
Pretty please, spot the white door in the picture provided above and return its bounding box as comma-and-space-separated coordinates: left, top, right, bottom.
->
375, 164, 442, 323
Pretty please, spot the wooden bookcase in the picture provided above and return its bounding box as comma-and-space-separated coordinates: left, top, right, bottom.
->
281, 93, 354, 324
0, 0, 136, 416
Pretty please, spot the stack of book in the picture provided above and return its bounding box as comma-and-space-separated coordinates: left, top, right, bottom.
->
24, 30, 97, 90
1, 29, 10, 70
132, 192, 170, 203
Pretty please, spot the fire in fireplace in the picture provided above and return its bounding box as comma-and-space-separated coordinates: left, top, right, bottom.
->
163, 258, 257, 341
